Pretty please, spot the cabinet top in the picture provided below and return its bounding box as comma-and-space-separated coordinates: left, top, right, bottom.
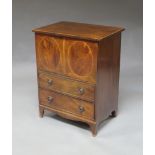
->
32, 21, 124, 41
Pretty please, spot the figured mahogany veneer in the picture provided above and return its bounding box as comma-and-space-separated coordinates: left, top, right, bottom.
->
38, 71, 95, 102
33, 21, 125, 136
39, 89, 94, 120
35, 34, 98, 83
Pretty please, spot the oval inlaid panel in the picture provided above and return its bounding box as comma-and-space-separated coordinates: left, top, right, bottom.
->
38, 37, 60, 70
67, 41, 93, 76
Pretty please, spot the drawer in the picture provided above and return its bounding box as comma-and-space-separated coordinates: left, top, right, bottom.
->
39, 89, 94, 120
38, 72, 95, 102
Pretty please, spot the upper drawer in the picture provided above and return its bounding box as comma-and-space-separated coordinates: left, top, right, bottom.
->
38, 72, 95, 102
35, 34, 98, 84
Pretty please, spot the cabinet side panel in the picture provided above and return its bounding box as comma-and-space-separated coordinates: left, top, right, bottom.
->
95, 33, 121, 124
111, 34, 121, 113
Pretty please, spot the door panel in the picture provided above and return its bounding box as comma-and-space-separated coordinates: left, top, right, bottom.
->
35, 34, 98, 84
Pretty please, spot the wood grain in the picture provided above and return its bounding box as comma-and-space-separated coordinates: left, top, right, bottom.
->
95, 33, 121, 125
35, 34, 98, 83
33, 21, 124, 41
38, 71, 95, 102
39, 88, 94, 120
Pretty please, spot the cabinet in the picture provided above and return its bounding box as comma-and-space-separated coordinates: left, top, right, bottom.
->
32, 21, 124, 136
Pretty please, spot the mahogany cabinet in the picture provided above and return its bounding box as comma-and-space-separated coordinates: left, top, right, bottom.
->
32, 21, 124, 136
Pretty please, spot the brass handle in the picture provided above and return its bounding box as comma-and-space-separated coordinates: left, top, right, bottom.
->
79, 88, 85, 95
47, 79, 53, 85
47, 96, 53, 103
79, 106, 85, 113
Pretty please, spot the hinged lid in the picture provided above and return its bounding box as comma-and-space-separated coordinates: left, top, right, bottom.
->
32, 21, 124, 41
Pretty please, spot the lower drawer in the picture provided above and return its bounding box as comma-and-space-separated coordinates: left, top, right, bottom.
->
39, 88, 94, 120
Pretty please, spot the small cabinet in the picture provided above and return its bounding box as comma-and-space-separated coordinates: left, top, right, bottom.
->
33, 21, 125, 136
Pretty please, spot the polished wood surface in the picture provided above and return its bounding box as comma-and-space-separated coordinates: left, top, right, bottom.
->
39, 88, 94, 120
33, 21, 124, 41
33, 21, 125, 136
38, 71, 95, 102
35, 34, 98, 83
95, 33, 121, 130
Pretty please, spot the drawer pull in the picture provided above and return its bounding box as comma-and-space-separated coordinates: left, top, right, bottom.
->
79, 88, 85, 95
79, 106, 85, 113
47, 79, 53, 85
47, 96, 53, 103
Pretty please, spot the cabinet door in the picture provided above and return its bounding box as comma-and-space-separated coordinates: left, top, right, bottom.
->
35, 34, 63, 73
64, 38, 98, 84
35, 34, 98, 84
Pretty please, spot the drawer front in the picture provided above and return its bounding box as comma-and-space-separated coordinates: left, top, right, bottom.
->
35, 34, 98, 84
38, 72, 95, 102
39, 89, 94, 120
